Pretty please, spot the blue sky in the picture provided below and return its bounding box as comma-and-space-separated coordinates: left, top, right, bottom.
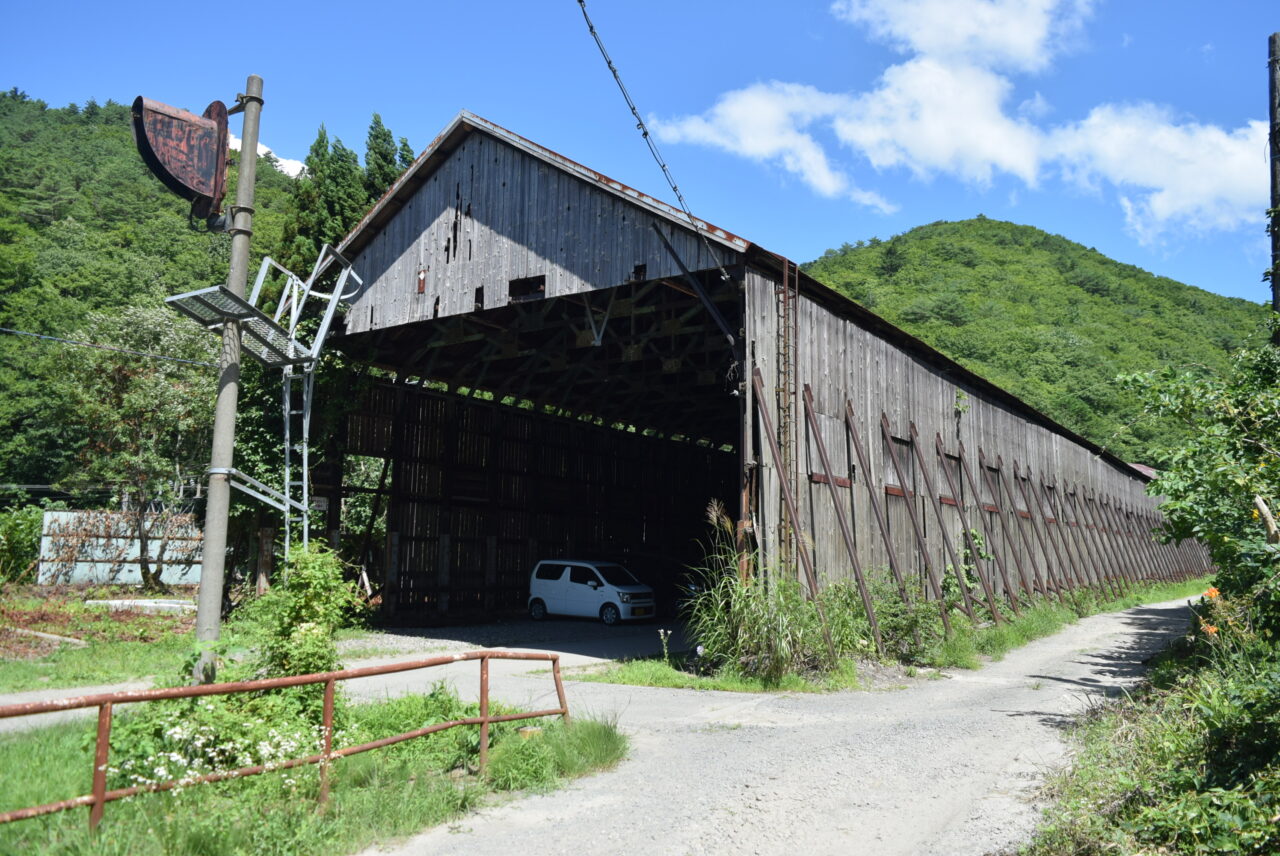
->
2, 1, 1274, 303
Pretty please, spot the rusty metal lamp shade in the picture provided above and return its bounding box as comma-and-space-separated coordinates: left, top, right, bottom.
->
131, 96, 229, 219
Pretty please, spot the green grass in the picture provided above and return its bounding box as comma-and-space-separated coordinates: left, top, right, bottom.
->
573, 655, 860, 694
0, 635, 194, 693
0, 690, 627, 856
921, 575, 1214, 670
0, 591, 200, 692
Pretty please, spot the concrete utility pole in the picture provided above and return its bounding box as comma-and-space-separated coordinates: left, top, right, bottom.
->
193, 74, 263, 683
1269, 32, 1280, 342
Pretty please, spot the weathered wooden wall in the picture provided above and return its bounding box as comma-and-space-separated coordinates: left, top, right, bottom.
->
745, 265, 1208, 597
345, 131, 735, 335
347, 383, 735, 617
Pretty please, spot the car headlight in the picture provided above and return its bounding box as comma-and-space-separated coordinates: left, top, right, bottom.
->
617, 592, 632, 603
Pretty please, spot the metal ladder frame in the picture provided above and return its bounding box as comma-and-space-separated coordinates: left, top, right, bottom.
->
167, 244, 362, 560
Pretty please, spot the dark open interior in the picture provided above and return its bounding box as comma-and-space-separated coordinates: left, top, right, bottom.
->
334, 273, 742, 620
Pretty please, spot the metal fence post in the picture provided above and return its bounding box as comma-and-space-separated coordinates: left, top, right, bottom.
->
479, 655, 490, 774
89, 703, 112, 830
319, 677, 336, 807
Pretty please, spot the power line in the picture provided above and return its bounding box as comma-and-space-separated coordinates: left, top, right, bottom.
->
0, 326, 217, 368
575, 0, 734, 289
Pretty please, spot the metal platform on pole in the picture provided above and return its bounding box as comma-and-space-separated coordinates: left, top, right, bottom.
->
167, 244, 362, 558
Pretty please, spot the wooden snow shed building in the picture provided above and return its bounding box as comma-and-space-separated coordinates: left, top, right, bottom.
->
330, 110, 1209, 621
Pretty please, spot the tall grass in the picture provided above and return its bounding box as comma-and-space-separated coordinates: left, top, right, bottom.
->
685, 499, 1213, 681
1026, 587, 1280, 855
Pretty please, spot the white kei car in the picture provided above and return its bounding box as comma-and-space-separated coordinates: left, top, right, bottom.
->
527, 560, 656, 625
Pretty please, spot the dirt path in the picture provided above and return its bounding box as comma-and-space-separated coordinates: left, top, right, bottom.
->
357, 599, 1192, 856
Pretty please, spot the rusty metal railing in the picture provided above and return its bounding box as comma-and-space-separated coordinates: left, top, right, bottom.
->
0, 650, 570, 830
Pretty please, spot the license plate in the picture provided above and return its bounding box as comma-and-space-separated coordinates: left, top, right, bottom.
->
632, 607, 651, 617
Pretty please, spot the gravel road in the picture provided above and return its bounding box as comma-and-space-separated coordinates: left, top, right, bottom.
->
356, 598, 1193, 856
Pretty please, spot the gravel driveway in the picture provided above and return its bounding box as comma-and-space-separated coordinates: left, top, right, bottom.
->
355, 598, 1193, 856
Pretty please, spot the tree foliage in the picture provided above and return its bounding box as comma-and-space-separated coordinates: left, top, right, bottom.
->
1122, 337, 1280, 631
363, 113, 399, 202
0, 88, 294, 490
804, 218, 1268, 462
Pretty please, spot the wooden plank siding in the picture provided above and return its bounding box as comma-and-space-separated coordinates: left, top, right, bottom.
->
744, 265, 1181, 597
346, 131, 735, 335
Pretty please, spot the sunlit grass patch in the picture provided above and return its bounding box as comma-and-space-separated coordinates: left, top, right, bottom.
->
0, 687, 626, 856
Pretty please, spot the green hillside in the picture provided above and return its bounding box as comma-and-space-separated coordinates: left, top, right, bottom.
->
0, 89, 297, 486
803, 217, 1268, 462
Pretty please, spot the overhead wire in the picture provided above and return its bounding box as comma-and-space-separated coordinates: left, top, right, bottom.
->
575, 0, 742, 386
575, 0, 735, 290
0, 326, 218, 368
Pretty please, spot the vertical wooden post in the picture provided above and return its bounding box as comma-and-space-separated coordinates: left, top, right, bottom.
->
1268, 32, 1280, 342
256, 527, 274, 596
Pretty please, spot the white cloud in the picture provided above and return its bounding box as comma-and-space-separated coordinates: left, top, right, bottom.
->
830, 0, 1092, 72
834, 58, 1041, 185
228, 132, 305, 178
1050, 105, 1268, 242
652, 0, 1266, 241
654, 82, 897, 212
1018, 91, 1051, 119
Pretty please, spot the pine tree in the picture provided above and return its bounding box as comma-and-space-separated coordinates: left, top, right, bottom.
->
278, 125, 368, 274
364, 113, 399, 202
397, 136, 415, 171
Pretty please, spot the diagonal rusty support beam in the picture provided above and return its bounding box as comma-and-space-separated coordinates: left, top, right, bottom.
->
844, 399, 943, 635
1090, 490, 1137, 588
993, 454, 1061, 599
901, 417, 988, 616
1017, 462, 1081, 592
802, 385, 883, 655
931, 432, 1019, 616
751, 368, 836, 661
954, 439, 1034, 606
1102, 495, 1146, 584
976, 449, 1046, 601
1040, 476, 1097, 592
1076, 486, 1128, 596
1058, 483, 1119, 599
880, 413, 967, 624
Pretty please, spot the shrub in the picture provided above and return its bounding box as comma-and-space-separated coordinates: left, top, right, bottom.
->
0, 504, 43, 583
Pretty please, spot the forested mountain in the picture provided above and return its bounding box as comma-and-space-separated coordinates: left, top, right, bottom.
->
0, 88, 411, 491
803, 217, 1268, 462
0, 85, 1266, 494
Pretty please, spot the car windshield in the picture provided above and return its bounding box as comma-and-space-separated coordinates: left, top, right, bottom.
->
596, 564, 638, 587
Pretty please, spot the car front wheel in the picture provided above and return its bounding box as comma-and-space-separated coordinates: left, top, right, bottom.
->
600, 603, 620, 626
529, 599, 547, 621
